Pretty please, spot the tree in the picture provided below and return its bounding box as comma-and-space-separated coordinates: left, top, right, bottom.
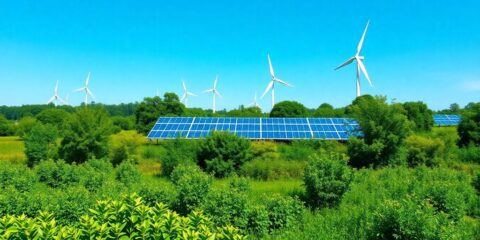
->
402, 101, 434, 132
0, 114, 14, 136
197, 132, 251, 177
457, 102, 480, 147
59, 108, 113, 164
347, 95, 412, 168
227, 106, 262, 117
313, 103, 340, 117
303, 152, 352, 208
270, 101, 308, 117
15, 116, 38, 138
134, 94, 185, 135
450, 103, 461, 113
24, 124, 58, 167
36, 108, 71, 132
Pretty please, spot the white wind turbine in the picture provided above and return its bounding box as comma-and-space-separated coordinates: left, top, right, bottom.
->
249, 92, 261, 109
75, 72, 95, 106
181, 80, 196, 107
203, 75, 222, 113
47, 80, 67, 107
335, 21, 372, 97
261, 53, 293, 108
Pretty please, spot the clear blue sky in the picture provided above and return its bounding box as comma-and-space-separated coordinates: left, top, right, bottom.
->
1, 0, 479, 111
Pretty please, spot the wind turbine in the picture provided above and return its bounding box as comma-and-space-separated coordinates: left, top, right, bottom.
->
203, 75, 222, 113
335, 21, 372, 97
261, 53, 293, 108
75, 72, 95, 106
249, 92, 261, 109
181, 80, 196, 107
47, 80, 67, 107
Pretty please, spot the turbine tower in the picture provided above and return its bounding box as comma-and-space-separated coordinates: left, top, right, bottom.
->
75, 72, 95, 106
261, 53, 293, 108
203, 75, 222, 113
335, 21, 372, 97
249, 92, 261, 109
47, 80, 67, 107
181, 80, 196, 107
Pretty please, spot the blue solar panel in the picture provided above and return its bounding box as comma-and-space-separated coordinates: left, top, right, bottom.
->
433, 114, 460, 126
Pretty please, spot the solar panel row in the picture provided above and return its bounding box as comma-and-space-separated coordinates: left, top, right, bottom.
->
147, 117, 360, 140
433, 114, 461, 126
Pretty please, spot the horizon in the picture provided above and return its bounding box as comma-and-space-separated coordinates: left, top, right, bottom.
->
1, 1, 479, 111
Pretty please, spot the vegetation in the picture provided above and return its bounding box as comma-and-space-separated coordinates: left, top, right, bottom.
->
270, 101, 308, 118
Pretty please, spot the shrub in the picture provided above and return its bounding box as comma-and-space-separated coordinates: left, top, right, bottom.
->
250, 141, 279, 161
474, 172, 480, 195
197, 132, 251, 178
110, 130, 144, 165
457, 102, 480, 147
171, 165, 212, 215
35, 160, 81, 188
270, 101, 308, 117
0, 163, 37, 192
137, 183, 177, 207
59, 108, 113, 164
160, 138, 199, 177
115, 162, 141, 186
402, 101, 434, 132
303, 152, 352, 208
264, 194, 303, 231
0, 115, 15, 136
202, 188, 249, 229
457, 145, 480, 164
0, 194, 245, 239
24, 124, 58, 167
35, 108, 70, 133
405, 135, 444, 167
15, 116, 38, 138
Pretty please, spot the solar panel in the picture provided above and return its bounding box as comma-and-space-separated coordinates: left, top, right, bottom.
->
147, 117, 360, 140
433, 114, 461, 126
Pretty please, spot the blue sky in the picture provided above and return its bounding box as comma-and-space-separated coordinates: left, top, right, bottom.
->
1, 0, 479, 111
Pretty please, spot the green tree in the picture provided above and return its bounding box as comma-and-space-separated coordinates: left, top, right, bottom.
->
135, 94, 185, 135
303, 152, 352, 208
35, 108, 70, 132
15, 116, 38, 138
59, 108, 113, 164
228, 106, 262, 117
347, 95, 412, 168
270, 101, 308, 117
111, 116, 135, 131
197, 132, 251, 177
313, 103, 337, 117
457, 102, 480, 147
402, 101, 434, 132
24, 124, 58, 167
0, 114, 14, 136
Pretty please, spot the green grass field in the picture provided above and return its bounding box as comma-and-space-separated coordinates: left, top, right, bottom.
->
0, 136, 26, 163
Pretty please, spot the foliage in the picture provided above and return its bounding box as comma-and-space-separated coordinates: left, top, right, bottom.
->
35, 108, 70, 133
24, 124, 58, 167
347, 95, 412, 168
270, 101, 308, 118
35, 160, 81, 188
313, 103, 344, 117
15, 116, 38, 138
474, 172, 480, 195
197, 132, 251, 178
303, 152, 352, 208
457, 146, 480, 164
0, 115, 15, 136
171, 165, 212, 215
264, 194, 304, 231
59, 108, 113, 164
249, 141, 280, 161
227, 106, 263, 117
402, 101, 434, 132
0, 194, 246, 239
405, 134, 444, 167
134, 94, 185, 135
457, 102, 480, 147
241, 158, 305, 180
111, 115, 135, 131
110, 131, 144, 165
160, 138, 200, 177
115, 162, 141, 187
0, 163, 37, 193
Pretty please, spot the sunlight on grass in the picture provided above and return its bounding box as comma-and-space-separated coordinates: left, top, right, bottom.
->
0, 136, 26, 163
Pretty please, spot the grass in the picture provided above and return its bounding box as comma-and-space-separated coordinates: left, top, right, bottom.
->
0, 136, 26, 163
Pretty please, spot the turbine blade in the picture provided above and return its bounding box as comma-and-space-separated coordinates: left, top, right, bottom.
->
335, 57, 355, 70
182, 80, 186, 91
58, 96, 67, 104
357, 60, 372, 86
55, 80, 59, 92
203, 89, 214, 93
214, 75, 218, 89
85, 72, 91, 86
267, 53, 275, 77
357, 20, 370, 55
181, 93, 187, 101
275, 78, 293, 87
187, 91, 197, 96
261, 81, 274, 99
215, 90, 222, 98
74, 87, 85, 92
47, 96, 55, 104
87, 88, 95, 99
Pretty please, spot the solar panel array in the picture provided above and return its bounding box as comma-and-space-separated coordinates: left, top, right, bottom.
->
147, 117, 360, 140
433, 114, 461, 126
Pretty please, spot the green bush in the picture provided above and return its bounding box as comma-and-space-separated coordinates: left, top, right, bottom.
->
270, 101, 308, 117
402, 101, 434, 132
160, 138, 199, 177
241, 158, 305, 180
35, 160, 81, 188
115, 162, 141, 187
474, 172, 480, 195
24, 124, 58, 167
15, 116, 38, 138
202, 188, 249, 230
250, 141, 280, 161
0, 194, 246, 239
137, 183, 177, 207
0, 163, 37, 192
457, 145, 480, 164
171, 165, 212, 215
0, 114, 15, 136
405, 134, 444, 167
457, 102, 480, 147
197, 132, 251, 178
303, 152, 352, 208
264, 194, 303, 232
